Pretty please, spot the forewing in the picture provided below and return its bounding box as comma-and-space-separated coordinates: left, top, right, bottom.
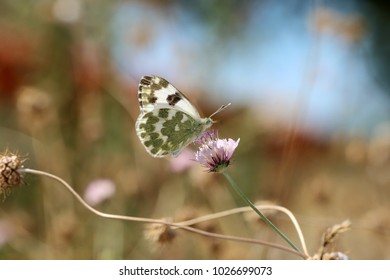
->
138, 75, 201, 119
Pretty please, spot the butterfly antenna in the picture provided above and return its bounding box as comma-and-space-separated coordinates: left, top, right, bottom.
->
209, 103, 231, 119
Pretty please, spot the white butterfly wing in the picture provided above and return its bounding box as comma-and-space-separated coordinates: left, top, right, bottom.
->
138, 75, 201, 120
135, 75, 216, 158
135, 105, 207, 158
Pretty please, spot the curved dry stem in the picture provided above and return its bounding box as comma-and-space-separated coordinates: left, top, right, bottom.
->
177, 204, 308, 256
20, 168, 306, 259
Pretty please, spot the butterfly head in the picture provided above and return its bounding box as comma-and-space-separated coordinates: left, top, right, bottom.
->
204, 117, 213, 128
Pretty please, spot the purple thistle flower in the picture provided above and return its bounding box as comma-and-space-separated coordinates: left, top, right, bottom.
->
195, 131, 240, 172
195, 129, 218, 145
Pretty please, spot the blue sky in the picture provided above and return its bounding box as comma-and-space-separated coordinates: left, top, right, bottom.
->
110, 1, 390, 138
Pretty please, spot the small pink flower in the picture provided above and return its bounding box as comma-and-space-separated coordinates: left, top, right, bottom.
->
195, 131, 240, 172
84, 179, 116, 206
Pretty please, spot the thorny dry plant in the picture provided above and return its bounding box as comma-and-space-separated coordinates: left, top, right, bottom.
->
0, 151, 25, 198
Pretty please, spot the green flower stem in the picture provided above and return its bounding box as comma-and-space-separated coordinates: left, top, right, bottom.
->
222, 171, 301, 253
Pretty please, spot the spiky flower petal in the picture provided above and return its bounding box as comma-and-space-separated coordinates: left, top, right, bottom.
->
195, 131, 240, 173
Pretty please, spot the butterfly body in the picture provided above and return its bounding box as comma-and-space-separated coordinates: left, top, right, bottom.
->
135, 75, 213, 157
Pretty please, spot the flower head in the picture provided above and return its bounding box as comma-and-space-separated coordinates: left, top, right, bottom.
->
195, 130, 240, 172
0, 151, 24, 197
144, 218, 176, 247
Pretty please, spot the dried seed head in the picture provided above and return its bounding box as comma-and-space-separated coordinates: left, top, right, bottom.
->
16, 87, 53, 132
0, 152, 24, 197
144, 219, 176, 247
314, 219, 351, 259
322, 219, 351, 248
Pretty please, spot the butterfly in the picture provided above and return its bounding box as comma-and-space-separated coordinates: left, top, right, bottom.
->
135, 75, 230, 157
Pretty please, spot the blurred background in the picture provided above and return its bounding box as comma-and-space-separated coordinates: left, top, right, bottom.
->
1, 0, 390, 259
